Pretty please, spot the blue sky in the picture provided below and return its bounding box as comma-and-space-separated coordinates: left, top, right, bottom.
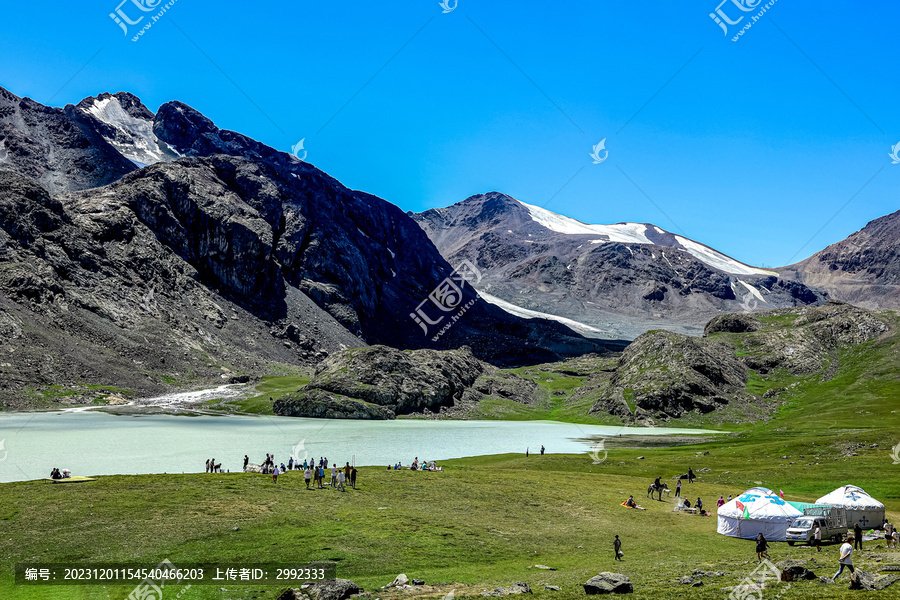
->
1, 1, 897, 267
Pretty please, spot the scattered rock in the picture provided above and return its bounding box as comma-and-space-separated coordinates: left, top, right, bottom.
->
305, 579, 362, 600
776, 559, 817, 581
690, 581, 703, 587
636, 457, 644, 460
534, 565, 557, 571
411, 579, 425, 586
584, 572, 633, 594
544, 585, 561, 591
386, 574, 409, 588
679, 576, 694, 585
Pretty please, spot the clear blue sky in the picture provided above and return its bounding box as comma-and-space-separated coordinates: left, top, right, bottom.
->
2, 1, 897, 267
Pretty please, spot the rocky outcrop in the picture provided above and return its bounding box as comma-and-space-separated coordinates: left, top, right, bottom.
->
304, 579, 362, 600
583, 573, 633, 594
589, 330, 748, 420
273, 390, 396, 420
586, 302, 893, 422
274, 345, 486, 418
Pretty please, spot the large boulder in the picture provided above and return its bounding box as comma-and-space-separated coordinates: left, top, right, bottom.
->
775, 559, 817, 581
304, 578, 362, 600
583, 573, 633, 594
848, 570, 900, 591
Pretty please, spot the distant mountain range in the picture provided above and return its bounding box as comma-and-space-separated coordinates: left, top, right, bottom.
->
0, 87, 607, 407
412, 193, 831, 339
0, 84, 896, 408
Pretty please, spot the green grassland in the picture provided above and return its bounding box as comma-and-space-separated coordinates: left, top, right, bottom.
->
2, 311, 899, 599
1, 442, 898, 600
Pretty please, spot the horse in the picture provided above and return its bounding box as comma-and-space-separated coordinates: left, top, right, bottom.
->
647, 483, 671, 501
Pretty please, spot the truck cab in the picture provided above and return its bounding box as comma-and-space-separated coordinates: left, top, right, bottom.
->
786, 508, 847, 546
786, 517, 824, 545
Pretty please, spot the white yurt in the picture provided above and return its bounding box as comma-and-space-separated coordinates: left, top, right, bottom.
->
717, 487, 803, 541
816, 485, 885, 529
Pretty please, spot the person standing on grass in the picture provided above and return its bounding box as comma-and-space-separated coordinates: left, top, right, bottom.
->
688, 467, 695, 483
613, 535, 622, 561
526, 447, 529, 457
288, 457, 293, 471
318, 465, 325, 489
243, 455, 249, 470
330, 464, 338, 487
832, 536, 856, 582
884, 520, 894, 547
854, 522, 863, 550
541, 445, 545, 456
304, 466, 312, 489
814, 523, 822, 552
350, 466, 357, 489
336, 470, 346, 492
272, 465, 279, 484
344, 462, 351, 481
756, 533, 768, 562
675, 480, 682, 498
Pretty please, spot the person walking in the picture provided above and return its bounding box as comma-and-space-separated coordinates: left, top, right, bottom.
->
304, 466, 312, 489
756, 533, 769, 562
350, 467, 357, 489
272, 465, 279, 484
884, 520, 894, 548
344, 462, 351, 482
688, 467, 695, 483
613, 535, 622, 561
832, 535, 856, 582
814, 523, 822, 552
675, 480, 682, 498
336, 470, 346, 492
854, 522, 863, 551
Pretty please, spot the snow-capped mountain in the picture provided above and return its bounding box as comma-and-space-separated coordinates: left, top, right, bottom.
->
76, 92, 181, 166
519, 200, 777, 277
412, 192, 824, 339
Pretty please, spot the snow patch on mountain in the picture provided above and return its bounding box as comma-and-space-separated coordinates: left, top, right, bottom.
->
477, 290, 602, 336
86, 96, 180, 165
518, 200, 776, 276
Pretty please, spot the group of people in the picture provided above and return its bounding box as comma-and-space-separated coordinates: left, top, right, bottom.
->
49, 468, 70, 480
204, 458, 222, 473
303, 461, 357, 491
387, 457, 442, 471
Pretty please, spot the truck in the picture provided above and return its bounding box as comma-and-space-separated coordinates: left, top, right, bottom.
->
786, 506, 848, 546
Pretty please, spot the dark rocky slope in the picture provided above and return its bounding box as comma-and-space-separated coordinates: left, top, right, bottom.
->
781, 210, 900, 310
